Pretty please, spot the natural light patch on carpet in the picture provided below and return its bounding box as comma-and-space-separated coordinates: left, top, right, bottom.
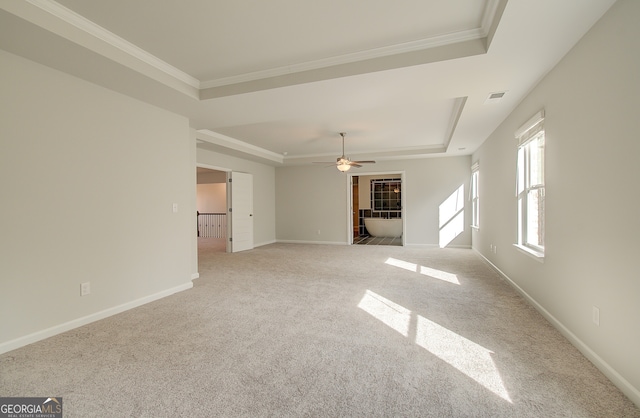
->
385, 257, 460, 285
358, 289, 511, 403
415, 315, 512, 402
357, 290, 411, 337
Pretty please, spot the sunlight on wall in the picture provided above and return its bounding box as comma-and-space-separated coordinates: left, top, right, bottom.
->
385, 257, 459, 285
358, 289, 511, 403
357, 290, 411, 337
439, 184, 465, 248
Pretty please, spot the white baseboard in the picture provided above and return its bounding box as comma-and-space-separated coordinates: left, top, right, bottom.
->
404, 243, 438, 248
276, 239, 347, 245
273, 241, 472, 248
474, 249, 640, 408
254, 239, 276, 248
191, 273, 200, 280
405, 243, 471, 249
0, 281, 193, 355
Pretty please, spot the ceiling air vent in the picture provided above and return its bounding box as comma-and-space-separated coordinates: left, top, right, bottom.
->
485, 91, 506, 104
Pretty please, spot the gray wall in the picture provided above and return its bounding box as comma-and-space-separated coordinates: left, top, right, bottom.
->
276, 157, 471, 247
0, 49, 195, 351
472, 0, 640, 403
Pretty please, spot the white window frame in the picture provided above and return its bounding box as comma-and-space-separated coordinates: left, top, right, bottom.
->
515, 110, 545, 260
471, 162, 479, 229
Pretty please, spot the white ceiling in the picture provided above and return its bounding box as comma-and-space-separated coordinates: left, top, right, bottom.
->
0, 0, 616, 165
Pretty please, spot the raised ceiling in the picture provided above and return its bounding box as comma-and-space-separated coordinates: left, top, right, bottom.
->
0, 0, 617, 165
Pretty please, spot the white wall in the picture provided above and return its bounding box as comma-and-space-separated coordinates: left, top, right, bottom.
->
196, 184, 226, 213
196, 146, 276, 247
0, 50, 194, 351
472, 0, 640, 404
197, 170, 226, 184
276, 165, 349, 244
276, 157, 471, 247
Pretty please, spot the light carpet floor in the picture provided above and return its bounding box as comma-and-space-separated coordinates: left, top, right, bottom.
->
1, 240, 638, 417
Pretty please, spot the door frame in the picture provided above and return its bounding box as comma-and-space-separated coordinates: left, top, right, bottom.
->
196, 163, 231, 252
346, 170, 406, 245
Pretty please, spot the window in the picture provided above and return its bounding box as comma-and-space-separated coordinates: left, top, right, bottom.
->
516, 110, 545, 258
471, 162, 479, 229
371, 179, 401, 212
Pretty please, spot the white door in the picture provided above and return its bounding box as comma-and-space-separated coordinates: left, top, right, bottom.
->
229, 171, 254, 252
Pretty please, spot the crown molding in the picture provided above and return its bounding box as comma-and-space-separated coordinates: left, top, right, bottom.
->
443, 97, 468, 151
200, 28, 485, 90
23, 0, 200, 90
283, 145, 447, 166
481, 0, 504, 36
196, 129, 284, 164
10, 0, 504, 101
201, 0, 503, 89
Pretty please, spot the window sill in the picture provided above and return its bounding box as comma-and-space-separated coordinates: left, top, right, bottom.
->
513, 244, 544, 263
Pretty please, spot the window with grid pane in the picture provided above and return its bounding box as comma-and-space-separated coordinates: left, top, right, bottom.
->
471, 162, 479, 229
516, 110, 545, 257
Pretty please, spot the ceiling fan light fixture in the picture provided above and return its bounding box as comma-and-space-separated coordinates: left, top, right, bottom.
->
337, 162, 351, 172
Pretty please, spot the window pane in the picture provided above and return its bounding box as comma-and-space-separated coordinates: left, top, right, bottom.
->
517, 147, 525, 194
472, 199, 479, 227
529, 135, 544, 187
472, 171, 478, 198
471, 171, 479, 227
372, 179, 402, 212
526, 188, 545, 247
517, 196, 524, 243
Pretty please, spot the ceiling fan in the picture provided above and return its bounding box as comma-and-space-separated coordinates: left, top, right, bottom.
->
313, 132, 376, 172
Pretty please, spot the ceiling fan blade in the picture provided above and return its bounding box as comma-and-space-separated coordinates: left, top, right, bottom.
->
351, 160, 376, 164
348, 162, 363, 168
313, 161, 340, 168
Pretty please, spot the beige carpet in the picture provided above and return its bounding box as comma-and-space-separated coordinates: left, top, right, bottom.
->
1, 241, 638, 417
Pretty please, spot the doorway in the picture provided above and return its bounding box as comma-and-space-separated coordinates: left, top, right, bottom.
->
196, 166, 255, 254
196, 167, 228, 253
348, 172, 405, 246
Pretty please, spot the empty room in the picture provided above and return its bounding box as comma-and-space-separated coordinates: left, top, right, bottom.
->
1, 0, 639, 416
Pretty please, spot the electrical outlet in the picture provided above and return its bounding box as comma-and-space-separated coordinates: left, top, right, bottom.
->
317, 230, 321, 235
494, 245, 497, 254
592, 306, 600, 326
80, 282, 91, 296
